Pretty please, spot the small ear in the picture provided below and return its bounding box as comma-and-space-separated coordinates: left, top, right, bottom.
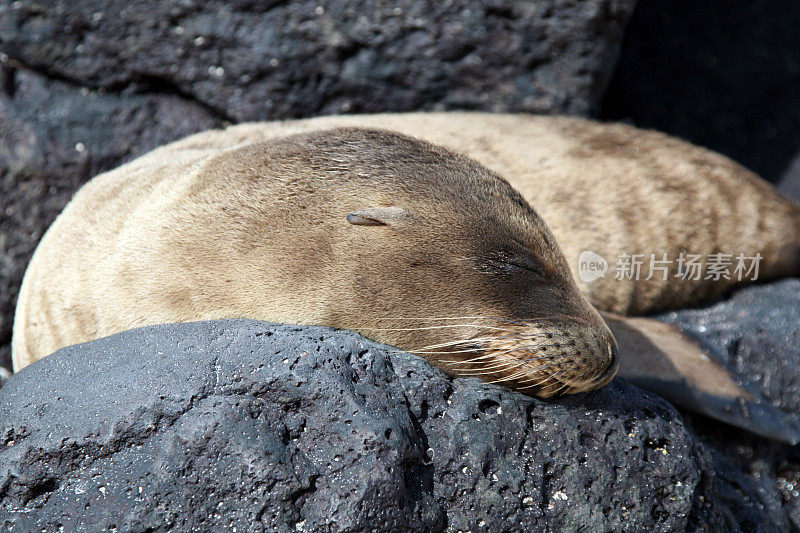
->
346, 206, 409, 226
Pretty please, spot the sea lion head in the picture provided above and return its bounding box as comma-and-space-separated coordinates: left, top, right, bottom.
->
197, 127, 619, 397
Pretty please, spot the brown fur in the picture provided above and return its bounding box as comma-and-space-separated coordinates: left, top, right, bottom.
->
12, 113, 800, 414
89, 112, 797, 314
12, 126, 617, 397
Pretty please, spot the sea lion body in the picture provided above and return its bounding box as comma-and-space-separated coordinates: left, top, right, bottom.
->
68, 112, 797, 315
13, 125, 618, 396
12, 113, 800, 403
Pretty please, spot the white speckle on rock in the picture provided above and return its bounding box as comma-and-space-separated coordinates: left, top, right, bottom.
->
522, 496, 534, 506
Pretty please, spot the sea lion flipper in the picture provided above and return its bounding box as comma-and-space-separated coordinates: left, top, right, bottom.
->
603, 313, 800, 444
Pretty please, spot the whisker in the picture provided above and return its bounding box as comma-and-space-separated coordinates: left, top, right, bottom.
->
371, 316, 532, 324
512, 348, 577, 362
366, 324, 522, 333
566, 363, 597, 390
541, 364, 580, 390
482, 364, 544, 385
444, 346, 579, 373
551, 365, 585, 394
459, 353, 569, 376
441, 353, 502, 365
457, 365, 517, 377
515, 361, 575, 386
563, 364, 591, 387
409, 348, 485, 355
455, 355, 563, 376
450, 352, 568, 371
412, 338, 568, 355
448, 346, 566, 367
370, 316, 573, 330
501, 361, 572, 381
411, 336, 518, 350
487, 365, 544, 384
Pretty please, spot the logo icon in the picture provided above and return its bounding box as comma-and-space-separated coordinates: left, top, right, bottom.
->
578, 250, 608, 283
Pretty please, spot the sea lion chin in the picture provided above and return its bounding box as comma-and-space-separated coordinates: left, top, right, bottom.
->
12, 127, 618, 397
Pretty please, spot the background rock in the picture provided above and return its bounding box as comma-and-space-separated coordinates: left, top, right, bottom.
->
0, 65, 220, 371
602, 0, 800, 183
0, 0, 636, 120
0, 320, 722, 532
658, 279, 800, 531
778, 152, 800, 203
0, 0, 638, 372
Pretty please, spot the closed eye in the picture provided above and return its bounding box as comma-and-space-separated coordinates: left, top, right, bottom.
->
503, 258, 544, 277
478, 251, 545, 278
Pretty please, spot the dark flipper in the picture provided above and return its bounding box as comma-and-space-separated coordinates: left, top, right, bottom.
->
603, 313, 800, 445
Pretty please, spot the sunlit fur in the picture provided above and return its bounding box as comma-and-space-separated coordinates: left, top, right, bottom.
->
150, 112, 800, 314
13, 125, 619, 399
16, 113, 798, 401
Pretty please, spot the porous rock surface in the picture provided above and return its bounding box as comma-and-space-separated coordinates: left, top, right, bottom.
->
0, 0, 637, 371
658, 279, 800, 531
0, 320, 719, 532
0, 0, 636, 120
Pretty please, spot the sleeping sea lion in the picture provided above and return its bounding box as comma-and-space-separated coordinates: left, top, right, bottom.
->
12, 113, 800, 441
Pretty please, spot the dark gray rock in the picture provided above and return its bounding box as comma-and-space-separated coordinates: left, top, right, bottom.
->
391, 354, 720, 532
0, 320, 720, 532
0, 0, 636, 120
0, 322, 443, 532
0, 65, 220, 370
658, 279, 800, 531
659, 280, 800, 416
778, 152, 800, 203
